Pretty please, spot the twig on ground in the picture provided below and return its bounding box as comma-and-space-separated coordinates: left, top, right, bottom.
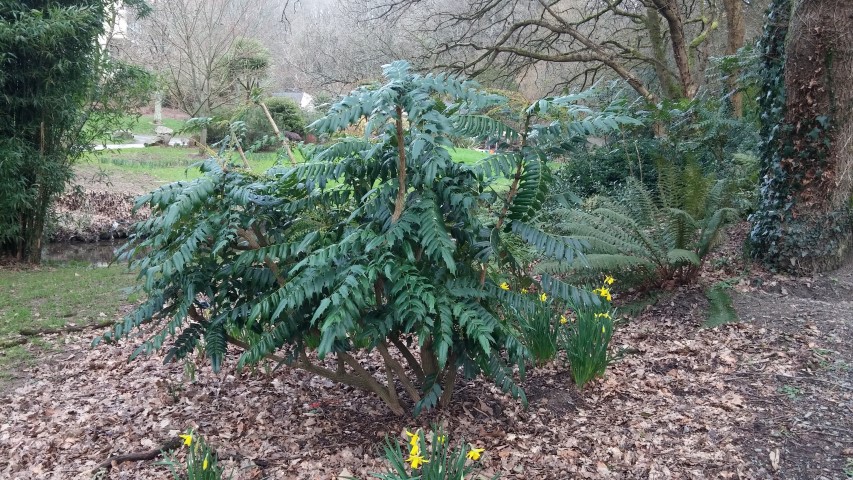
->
18, 319, 115, 337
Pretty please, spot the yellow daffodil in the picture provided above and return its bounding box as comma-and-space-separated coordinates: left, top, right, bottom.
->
437, 434, 446, 444
410, 442, 420, 456
203, 455, 209, 470
405, 429, 420, 448
521, 288, 528, 294
593, 287, 612, 302
594, 312, 611, 319
179, 434, 193, 447
406, 453, 429, 469
604, 275, 615, 285
560, 315, 568, 324
466, 447, 485, 461
602, 325, 606, 333
539, 292, 547, 302
499, 282, 510, 291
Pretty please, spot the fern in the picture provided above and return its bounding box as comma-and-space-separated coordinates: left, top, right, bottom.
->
544, 171, 737, 287
704, 284, 738, 327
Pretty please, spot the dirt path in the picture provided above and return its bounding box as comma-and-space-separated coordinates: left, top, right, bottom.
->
731, 262, 853, 479
0, 262, 850, 479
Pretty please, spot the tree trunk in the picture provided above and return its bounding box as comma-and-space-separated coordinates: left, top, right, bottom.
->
723, 0, 745, 117
651, 0, 697, 98
753, 0, 853, 273
646, 7, 681, 99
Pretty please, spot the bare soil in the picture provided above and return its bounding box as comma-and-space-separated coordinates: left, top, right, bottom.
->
0, 252, 850, 479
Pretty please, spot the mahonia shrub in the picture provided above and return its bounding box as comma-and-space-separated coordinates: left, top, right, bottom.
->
99, 62, 634, 415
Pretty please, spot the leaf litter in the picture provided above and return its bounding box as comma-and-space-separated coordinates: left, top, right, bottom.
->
1, 259, 851, 479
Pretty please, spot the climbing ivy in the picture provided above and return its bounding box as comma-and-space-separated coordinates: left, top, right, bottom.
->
749, 0, 849, 272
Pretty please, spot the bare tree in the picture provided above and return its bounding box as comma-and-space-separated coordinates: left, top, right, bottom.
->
360, 0, 767, 103
268, 0, 424, 94
129, 0, 274, 144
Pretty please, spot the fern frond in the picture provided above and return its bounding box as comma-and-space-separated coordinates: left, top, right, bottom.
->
511, 221, 586, 263
667, 248, 700, 266
662, 207, 699, 250
704, 285, 738, 327
697, 207, 737, 258
469, 151, 521, 179
540, 274, 602, 308
508, 153, 552, 222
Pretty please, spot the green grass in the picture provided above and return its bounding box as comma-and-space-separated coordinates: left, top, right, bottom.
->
87, 147, 283, 182
0, 263, 138, 373
87, 146, 488, 184
126, 114, 187, 136
447, 147, 488, 164
87, 114, 189, 145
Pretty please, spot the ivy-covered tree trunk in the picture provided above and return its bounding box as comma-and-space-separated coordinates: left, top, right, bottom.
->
751, 0, 853, 273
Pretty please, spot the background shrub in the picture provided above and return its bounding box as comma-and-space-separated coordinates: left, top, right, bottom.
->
206, 98, 306, 149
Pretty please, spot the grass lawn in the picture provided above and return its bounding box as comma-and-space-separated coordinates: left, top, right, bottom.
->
86, 145, 490, 184
448, 147, 488, 164
0, 263, 138, 375
86, 147, 283, 183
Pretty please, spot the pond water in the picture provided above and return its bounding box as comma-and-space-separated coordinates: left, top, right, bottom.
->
42, 240, 126, 266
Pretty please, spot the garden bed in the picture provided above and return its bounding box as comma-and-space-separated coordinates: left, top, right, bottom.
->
1, 263, 850, 479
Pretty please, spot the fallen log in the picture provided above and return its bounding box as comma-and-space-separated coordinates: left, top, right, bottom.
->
92, 437, 182, 473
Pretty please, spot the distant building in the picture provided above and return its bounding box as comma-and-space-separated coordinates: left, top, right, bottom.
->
271, 91, 315, 111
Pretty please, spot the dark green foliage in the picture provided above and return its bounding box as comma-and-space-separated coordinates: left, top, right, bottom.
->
223, 38, 269, 101
749, 0, 851, 273
551, 94, 759, 202
207, 98, 306, 150
260, 97, 305, 136
749, 0, 793, 266
561, 305, 613, 389
0, 0, 151, 262
538, 173, 737, 288
516, 295, 559, 365
101, 62, 641, 415
371, 426, 494, 479
704, 284, 738, 327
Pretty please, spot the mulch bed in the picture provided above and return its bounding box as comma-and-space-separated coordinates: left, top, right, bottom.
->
1, 263, 851, 479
